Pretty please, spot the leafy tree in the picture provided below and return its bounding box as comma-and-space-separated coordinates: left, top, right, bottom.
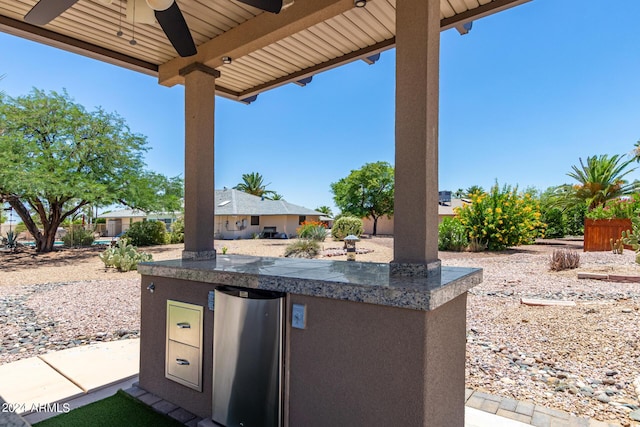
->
315, 205, 334, 217
270, 192, 284, 200
560, 154, 638, 211
234, 172, 275, 198
0, 89, 183, 252
330, 161, 394, 236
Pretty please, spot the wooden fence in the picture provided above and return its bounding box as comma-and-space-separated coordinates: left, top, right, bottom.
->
583, 218, 632, 252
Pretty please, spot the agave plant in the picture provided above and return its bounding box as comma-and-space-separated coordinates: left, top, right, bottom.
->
5, 230, 18, 249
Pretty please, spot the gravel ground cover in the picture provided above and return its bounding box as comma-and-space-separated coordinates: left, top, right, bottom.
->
1, 237, 639, 424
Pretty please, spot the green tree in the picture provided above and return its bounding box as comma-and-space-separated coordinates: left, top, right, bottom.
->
465, 185, 485, 198
270, 192, 284, 200
560, 154, 638, 211
0, 89, 183, 252
330, 161, 394, 236
315, 205, 334, 217
234, 172, 275, 198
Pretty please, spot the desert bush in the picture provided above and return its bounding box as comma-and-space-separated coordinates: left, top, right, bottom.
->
62, 227, 95, 247
169, 217, 184, 244
586, 194, 640, 220
549, 249, 580, 271
456, 184, 545, 251
124, 220, 168, 246
541, 207, 565, 239
284, 239, 320, 258
99, 238, 152, 272
563, 204, 587, 236
331, 216, 364, 241
297, 221, 327, 242
13, 223, 27, 234
438, 217, 468, 251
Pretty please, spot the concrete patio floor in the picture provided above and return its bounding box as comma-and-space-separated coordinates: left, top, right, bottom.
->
0, 340, 620, 426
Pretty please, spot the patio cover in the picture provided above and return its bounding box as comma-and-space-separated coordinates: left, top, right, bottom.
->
0, 0, 529, 102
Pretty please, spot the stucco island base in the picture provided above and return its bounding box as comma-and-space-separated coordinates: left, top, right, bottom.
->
137, 255, 482, 427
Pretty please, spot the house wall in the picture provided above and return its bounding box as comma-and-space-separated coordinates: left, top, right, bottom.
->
362, 214, 452, 236
214, 215, 321, 240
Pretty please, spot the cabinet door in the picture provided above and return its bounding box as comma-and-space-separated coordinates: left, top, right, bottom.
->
166, 340, 202, 391
167, 300, 203, 348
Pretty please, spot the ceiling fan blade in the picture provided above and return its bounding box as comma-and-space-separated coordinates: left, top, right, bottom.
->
235, 0, 284, 14
24, 0, 80, 25
154, 2, 197, 57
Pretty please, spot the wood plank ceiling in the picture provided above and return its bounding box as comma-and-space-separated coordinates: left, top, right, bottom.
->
0, 0, 529, 101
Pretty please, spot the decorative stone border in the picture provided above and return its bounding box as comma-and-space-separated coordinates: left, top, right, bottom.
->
578, 272, 640, 283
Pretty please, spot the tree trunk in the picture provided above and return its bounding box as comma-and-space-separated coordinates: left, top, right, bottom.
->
372, 216, 378, 236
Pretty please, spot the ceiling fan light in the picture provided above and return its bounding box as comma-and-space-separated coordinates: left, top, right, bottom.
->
146, 0, 174, 11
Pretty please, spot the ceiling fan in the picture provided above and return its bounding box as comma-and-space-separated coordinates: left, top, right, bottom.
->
24, 0, 291, 58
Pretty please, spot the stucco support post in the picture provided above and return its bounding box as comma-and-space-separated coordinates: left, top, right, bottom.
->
391, 0, 441, 276
180, 63, 219, 260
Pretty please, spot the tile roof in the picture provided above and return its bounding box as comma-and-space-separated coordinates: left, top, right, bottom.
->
216, 189, 323, 216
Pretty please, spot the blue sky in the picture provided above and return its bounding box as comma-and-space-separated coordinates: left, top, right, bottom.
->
2, 0, 640, 214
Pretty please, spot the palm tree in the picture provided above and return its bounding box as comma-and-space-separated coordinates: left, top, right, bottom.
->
270, 192, 284, 200
465, 185, 485, 198
234, 172, 275, 198
564, 154, 638, 210
316, 205, 334, 217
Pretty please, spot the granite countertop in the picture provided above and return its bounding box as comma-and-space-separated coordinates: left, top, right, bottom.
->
138, 255, 482, 311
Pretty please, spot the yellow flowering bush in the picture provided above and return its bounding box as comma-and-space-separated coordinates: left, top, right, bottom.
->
455, 184, 545, 250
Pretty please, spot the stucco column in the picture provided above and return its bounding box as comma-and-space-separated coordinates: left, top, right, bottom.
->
392, 0, 441, 276
180, 63, 219, 260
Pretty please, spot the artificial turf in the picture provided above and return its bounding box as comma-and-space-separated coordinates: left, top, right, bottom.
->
33, 390, 185, 427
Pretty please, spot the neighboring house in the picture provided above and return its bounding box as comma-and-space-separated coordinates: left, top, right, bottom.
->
97, 209, 179, 237
215, 188, 323, 240
98, 189, 323, 240
362, 198, 471, 236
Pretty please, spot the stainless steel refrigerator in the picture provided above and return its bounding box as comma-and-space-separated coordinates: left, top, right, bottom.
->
212, 286, 285, 427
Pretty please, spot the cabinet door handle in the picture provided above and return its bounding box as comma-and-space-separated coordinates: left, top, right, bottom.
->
176, 358, 190, 366
176, 322, 191, 329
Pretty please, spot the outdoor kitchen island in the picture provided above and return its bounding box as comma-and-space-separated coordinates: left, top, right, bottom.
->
137, 255, 482, 427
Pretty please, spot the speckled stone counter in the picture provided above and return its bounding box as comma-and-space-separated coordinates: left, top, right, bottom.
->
138, 255, 481, 311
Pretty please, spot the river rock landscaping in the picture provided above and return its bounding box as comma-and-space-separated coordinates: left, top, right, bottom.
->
0, 238, 639, 425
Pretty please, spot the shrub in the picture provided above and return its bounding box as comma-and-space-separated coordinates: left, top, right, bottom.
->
438, 217, 468, 251
62, 227, 95, 247
541, 207, 565, 239
123, 220, 168, 246
456, 184, 545, 251
586, 194, 640, 220
297, 221, 327, 242
169, 217, 184, 244
331, 216, 364, 241
563, 204, 587, 236
99, 238, 152, 272
549, 249, 580, 271
284, 239, 319, 258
